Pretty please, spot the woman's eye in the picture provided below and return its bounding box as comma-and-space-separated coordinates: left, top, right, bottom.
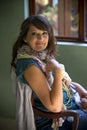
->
32, 32, 37, 36
42, 31, 48, 36
31, 31, 48, 37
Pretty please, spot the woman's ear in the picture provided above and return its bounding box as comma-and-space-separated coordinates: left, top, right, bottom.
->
23, 38, 27, 43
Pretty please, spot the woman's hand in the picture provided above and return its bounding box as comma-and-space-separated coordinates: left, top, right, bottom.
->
46, 59, 65, 79
81, 98, 87, 110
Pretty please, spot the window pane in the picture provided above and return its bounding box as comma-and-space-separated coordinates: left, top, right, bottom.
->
58, 0, 79, 37
35, 0, 79, 38
70, 0, 79, 37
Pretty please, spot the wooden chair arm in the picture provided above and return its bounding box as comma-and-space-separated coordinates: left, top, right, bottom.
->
33, 107, 79, 130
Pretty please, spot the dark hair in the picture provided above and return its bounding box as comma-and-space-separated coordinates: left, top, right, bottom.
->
11, 15, 57, 68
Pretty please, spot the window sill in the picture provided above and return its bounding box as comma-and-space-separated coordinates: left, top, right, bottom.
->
57, 42, 87, 47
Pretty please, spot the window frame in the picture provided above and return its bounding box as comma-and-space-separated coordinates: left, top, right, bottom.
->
29, 0, 87, 43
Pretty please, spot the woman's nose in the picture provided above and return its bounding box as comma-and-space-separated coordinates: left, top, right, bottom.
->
37, 34, 43, 40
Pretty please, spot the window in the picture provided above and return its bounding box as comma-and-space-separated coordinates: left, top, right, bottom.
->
29, 0, 87, 43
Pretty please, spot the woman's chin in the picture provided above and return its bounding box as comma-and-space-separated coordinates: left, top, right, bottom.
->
34, 47, 45, 52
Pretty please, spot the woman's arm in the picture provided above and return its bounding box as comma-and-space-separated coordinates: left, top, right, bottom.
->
71, 82, 87, 98
24, 59, 64, 113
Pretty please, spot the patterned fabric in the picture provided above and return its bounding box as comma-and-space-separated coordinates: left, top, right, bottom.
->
17, 45, 54, 62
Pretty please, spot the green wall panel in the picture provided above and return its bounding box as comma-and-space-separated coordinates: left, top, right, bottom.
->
58, 45, 87, 89
0, 0, 24, 118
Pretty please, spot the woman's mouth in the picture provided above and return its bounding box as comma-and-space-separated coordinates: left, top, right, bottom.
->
36, 42, 43, 46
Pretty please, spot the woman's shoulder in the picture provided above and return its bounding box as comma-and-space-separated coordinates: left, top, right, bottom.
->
16, 58, 43, 83
17, 58, 41, 74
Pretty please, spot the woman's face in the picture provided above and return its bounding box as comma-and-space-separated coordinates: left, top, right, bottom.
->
24, 25, 49, 52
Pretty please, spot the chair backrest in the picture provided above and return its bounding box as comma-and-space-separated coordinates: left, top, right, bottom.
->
33, 107, 79, 130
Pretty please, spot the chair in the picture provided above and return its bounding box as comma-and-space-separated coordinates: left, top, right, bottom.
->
33, 106, 79, 130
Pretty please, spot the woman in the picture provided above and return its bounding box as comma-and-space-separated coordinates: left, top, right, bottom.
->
11, 15, 87, 130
